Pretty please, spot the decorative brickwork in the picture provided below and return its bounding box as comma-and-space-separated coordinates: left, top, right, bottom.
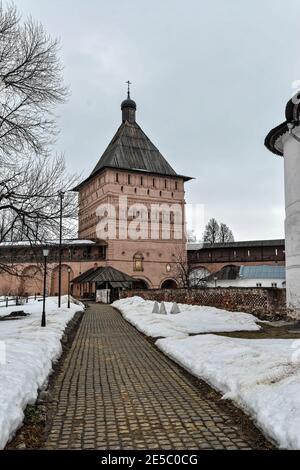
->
120, 287, 288, 320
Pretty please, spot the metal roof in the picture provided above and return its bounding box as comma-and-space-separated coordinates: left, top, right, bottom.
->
239, 265, 285, 280
205, 264, 286, 282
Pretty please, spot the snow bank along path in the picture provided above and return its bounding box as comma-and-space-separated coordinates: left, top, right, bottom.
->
156, 334, 300, 450
115, 297, 300, 449
113, 296, 260, 338
0, 296, 84, 449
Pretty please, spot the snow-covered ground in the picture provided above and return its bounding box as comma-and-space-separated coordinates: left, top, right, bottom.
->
0, 296, 84, 449
113, 296, 260, 337
115, 296, 300, 449
157, 335, 300, 449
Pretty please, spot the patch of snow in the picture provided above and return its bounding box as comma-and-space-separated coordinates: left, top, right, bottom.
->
156, 334, 300, 449
0, 239, 95, 248
0, 296, 84, 449
113, 296, 260, 338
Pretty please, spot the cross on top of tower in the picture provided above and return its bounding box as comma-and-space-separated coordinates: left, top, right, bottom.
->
126, 80, 132, 99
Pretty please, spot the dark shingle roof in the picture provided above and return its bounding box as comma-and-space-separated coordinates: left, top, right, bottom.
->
205, 265, 240, 281
265, 91, 300, 156
72, 266, 135, 286
91, 121, 177, 177
187, 239, 285, 251
74, 120, 191, 190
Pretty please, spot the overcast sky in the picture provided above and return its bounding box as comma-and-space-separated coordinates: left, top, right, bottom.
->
13, 0, 300, 241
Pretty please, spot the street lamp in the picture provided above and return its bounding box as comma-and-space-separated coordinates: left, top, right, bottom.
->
67, 267, 71, 309
42, 248, 49, 327
58, 191, 65, 308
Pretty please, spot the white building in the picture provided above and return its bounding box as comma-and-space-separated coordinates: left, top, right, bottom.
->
265, 93, 300, 316
205, 265, 285, 289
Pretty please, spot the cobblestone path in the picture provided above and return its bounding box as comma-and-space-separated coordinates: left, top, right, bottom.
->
45, 304, 272, 450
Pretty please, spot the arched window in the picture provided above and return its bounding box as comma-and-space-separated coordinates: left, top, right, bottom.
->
133, 279, 149, 289
161, 279, 177, 289
133, 253, 144, 272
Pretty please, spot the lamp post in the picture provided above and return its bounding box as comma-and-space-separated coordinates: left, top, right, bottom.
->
58, 191, 65, 308
42, 248, 49, 327
67, 267, 71, 309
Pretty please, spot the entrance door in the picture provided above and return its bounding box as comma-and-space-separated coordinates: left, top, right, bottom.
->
110, 288, 120, 303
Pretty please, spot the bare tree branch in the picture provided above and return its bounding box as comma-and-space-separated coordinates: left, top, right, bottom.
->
0, 3, 78, 277
0, 2, 68, 158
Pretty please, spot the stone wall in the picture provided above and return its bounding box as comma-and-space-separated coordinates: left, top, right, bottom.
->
119, 287, 288, 320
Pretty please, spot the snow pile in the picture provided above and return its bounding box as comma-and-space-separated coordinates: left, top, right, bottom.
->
157, 334, 300, 449
113, 296, 260, 338
0, 296, 84, 449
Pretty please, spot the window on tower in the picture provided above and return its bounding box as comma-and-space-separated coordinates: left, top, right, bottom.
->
133, 253, 144, 272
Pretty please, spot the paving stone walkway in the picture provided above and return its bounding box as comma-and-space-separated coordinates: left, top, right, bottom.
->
45, 304, 271, 450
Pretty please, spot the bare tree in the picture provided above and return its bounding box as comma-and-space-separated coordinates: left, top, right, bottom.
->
0, 154, 78, 274
219, 222, 234, 243
0, 3, 78, 277
0, 3, 67, 159
203, 218, 235, 244
203, 218, 220, 244
172, 247, 206, 288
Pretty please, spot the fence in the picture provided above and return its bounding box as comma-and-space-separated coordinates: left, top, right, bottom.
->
119, 287, 288, 320
0, 294, 45, 308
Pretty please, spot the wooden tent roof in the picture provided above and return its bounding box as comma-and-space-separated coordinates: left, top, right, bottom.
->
74, 109, 192, 191
72, 266, 135, 287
